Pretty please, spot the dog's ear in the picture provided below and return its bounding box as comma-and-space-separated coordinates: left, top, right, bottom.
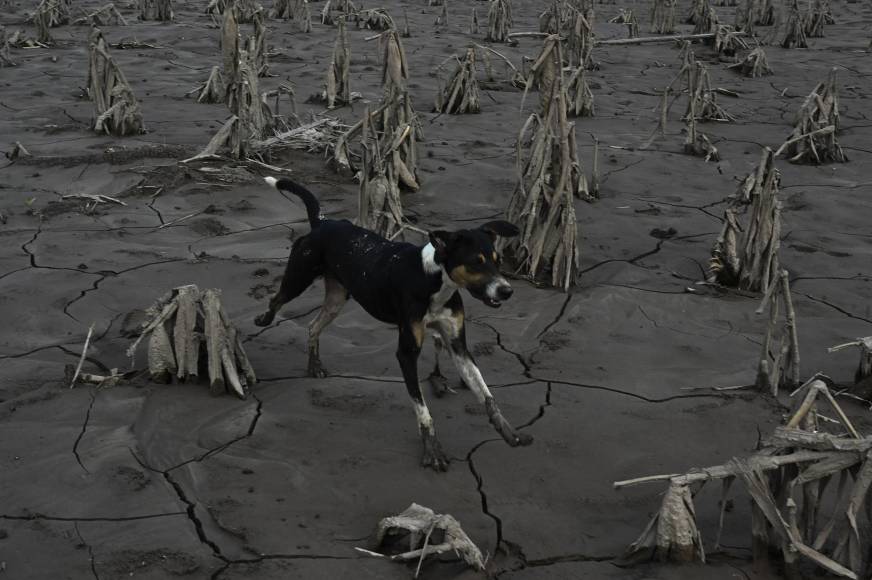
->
429, 230, 454, 260
479, 220, 520, 240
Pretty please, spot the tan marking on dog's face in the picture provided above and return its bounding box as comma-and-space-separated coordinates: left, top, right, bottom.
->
492, 251, 498, 262
449, 265, 486, 288
477, 254, 486, 265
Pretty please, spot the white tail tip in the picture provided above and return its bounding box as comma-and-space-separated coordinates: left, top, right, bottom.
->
264, 176, 278, 188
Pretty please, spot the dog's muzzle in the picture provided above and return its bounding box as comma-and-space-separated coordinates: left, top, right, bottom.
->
483, 278, 513, 308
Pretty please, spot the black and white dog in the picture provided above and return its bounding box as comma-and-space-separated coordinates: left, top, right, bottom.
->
255, 177, 533, 470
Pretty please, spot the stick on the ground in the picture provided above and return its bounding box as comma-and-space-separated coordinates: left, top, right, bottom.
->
69, 323, 95, 388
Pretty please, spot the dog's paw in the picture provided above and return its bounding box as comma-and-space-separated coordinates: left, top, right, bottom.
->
426, 372, 456, 398
421, 437, 450, 472
307, 360, 328, 379
253, 312, 274, 327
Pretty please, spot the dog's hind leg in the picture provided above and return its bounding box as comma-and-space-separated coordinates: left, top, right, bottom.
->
254, 237, 320, 327
306, 276, 347, 378
433, 304, 533, 448
397, 321, 450, 471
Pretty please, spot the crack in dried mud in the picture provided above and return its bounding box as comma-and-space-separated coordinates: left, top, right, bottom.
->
799, 292, 872, 325
72, 388, 97, 474
0, 512, 187, 522
74, 523, 102, 580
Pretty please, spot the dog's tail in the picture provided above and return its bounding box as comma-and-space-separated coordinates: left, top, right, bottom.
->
264, 176, 321, 229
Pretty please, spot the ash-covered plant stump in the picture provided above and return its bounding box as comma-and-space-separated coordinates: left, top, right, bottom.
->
755, 269, 800, 395
434, 47, 480, 114
776, 68, 846, 164
87, 28, 145, 136
780, 0, 808, 48
310, 18, 350, 108
485, 0, 512, 42
650, 0, 676, 33
501, 35, 586, 291
356, 503, 485, 573
709, 147, 782, 292
617, 379, 870, 578
728, 46, 773, 77
127, 285, 256, 398
140, 0, 173, 20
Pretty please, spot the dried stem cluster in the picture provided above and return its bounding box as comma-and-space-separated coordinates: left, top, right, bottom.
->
709, 147, 781, 292
618, 383, 871, 580
485, 0, 512, 43
139, 0, 173, 20
87, 27, 145, 136
727, 45, 773, 76
649, 0, 675, 33
127, 285, 256, 399
755, 269, 801, 394
776, 67, 846, 164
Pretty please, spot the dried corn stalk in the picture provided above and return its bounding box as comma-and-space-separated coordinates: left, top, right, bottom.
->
140, 0, 173, 20
191, 66, 225, 103
781, 0, 808, 48
87, 28, 145, 136
222, 2, 239, 82
127, 285, 256, 398
316, 18, 350, 108
34, 4, 54, 44
650, 0, 676, 33
321, 0, 355, 25
775, 68, 846, 164
692, 3, 719, 34
727, 46, 772, 76
357, 504, 485, 572
685, 0, 707, 25
434, 2, 448, 27
357, 110, 406, 238
617, 387, 868, 576
805, 0, 832, 38
829, 338, 872, 385
33, 0, 70, 27
434, 47, 480, 114
609, 9, 639, 38
74, 3, 128, 26
470, 6, 479, 34
206, 0, 261, 23
0, 26, 14, 67
485, 0, 512, 43
755, 269, 800, 394
684, 61, 733, 122
355, 8, 394, 31
540, 1, 595, 69
713, 24, 748, 55
501, 36, 585, 291
754, 0, 774, 25
709, 147, 781, 292
566, 65, 594, 117
253, 9, 269, 77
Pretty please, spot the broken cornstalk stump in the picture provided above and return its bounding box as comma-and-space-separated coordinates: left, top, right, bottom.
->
566, 65, 594, 117
356, 8, 395, 31
501, 35, 585, 291
357, 503, 485, 573
713, 24, 748, 56
805, 0, 832, 38
127, 285, 255, 398
618, 381, 869, 578
776, 68, 846, 164
485, 0, 512, 43
1, 26, 15, 67
357, 107, 407, 239
650, 0, 676, 33
86, 27, 145, 136
780, 0, 808, 48
708, 147, 781, 292
320, 0, 355, 25
609, 9, 639, 38
755, 269, 800, 395
139, 0, 173, 20
311, 18, 351, 108
433, 47, 481, 114
206, 0, 261, 23
33, 0, 70, 28
74, 3, 128, 26
727, 46, 773, 77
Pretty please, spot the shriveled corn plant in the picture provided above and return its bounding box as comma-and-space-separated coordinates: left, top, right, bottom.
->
34, 0, 70, 27
540, 1, 595, 69
434, 47, 480, 114
780, 0, 808, 48
355, 8, 395, 31
713, 24, 748, 56
74, 3, 128, 26
566, 65, 594, 117
684, 61, 733, 122
709, 147, 781, 292
0, 26, 14, 67
650, 0, 675, 33
321, 0, 355, 25
253, 9, 269, 77
727, 46, 772, 76
139, 0, 173, 20
309, 18, 350, 107
87, 27, 145, 136
501, 36, 586, 291
685, 0, 707, 24
609, 8, 638, 38
357, 109, 406, 239
692, 3, 719, 34
775, 68, 846, 164
206, 0, 261, 23
485, 0, 512, 42
804, 0, 832, 38
755, 269, 800, 394
617, 384, 870, 577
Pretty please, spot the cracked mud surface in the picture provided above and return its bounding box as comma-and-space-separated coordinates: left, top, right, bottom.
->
2, 0, 872, 578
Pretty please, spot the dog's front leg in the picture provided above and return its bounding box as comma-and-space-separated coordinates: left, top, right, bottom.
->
397, 322, 450, 471
437, 311, 533, 448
